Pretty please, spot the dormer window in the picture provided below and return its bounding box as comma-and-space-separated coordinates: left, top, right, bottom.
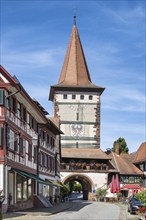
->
63, 94, 67, 99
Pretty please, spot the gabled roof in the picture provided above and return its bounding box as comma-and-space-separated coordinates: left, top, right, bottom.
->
49, 24, 105, 100
61, 148, 110, 160
33, 98, 49, 116
108, 152, 143, 175
133, 142, 146, 164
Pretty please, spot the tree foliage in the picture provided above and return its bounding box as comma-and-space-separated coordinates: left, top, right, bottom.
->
69, 181, 82, 193
112, 137, 129, 154
60, 184, 70, 199
96, 188, 107, 199
73, 182, 82, 192
135, 190, 146, 207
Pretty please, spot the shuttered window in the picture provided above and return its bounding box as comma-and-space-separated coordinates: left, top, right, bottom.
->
19, 138, 23, 154
7, 96, 12, 109
0, 89, 4, 105
7, 128, 14, 150
34, 147, 37, 163
28, 143, 32, 160
0, 125, 2, 148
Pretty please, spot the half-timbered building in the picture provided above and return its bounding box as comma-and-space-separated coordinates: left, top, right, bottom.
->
0, 65, 62, 212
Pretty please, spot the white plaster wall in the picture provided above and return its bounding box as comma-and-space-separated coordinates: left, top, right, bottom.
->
56, 92, 100, 148
56, 92, 99, 103
0, 73, 9, 83
61, 172, 108, 191
0, 164, 4, 191
8, 173, 14, 205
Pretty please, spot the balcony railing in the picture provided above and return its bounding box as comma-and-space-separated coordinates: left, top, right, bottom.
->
61, 162, 108, 171
6, 109, 36, 138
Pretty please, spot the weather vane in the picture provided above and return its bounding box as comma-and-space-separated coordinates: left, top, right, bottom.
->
73, 6, 77, 26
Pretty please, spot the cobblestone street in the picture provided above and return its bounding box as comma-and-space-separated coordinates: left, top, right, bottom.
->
3, 200, 140, 220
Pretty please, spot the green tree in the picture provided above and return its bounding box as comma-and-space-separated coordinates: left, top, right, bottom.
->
69, 181, 82, 193
135, 190, 146, 207
73, 182, 82, 192
69, 180, 76, 194
60, 184, 70, 200
112, 137, 129, 154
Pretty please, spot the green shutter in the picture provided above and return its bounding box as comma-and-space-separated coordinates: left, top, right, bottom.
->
0, 126, 1, 146
7, 127, 10, 148
7, 96, 12, 109
19, 138, 23, 154
0, 89, 4, 105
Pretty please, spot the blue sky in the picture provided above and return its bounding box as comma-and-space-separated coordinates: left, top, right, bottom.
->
1, 0, 145, 152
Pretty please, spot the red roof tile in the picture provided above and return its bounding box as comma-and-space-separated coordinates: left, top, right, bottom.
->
61, 148, 109, 159
133, 142, 146, 163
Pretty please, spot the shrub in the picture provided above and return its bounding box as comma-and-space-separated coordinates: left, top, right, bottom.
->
96, 188, 107, 200
60, 184, 70, 200
135, 190, 146, 207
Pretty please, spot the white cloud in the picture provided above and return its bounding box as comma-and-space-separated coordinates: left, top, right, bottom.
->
102, 86, 145, 113
1, 47, 65, 68
104, 5, 145, 26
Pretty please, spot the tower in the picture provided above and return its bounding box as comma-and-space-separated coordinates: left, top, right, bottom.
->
49, 19, 105, 149
49, 19, 110, 200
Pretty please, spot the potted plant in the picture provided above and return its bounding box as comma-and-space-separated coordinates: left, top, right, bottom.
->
96, 188, 107, 202
82, 162, 86, 167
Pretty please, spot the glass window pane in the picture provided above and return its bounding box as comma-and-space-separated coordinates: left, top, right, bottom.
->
80, 95, 84, 100
63, 94, 67, 99
17, 174, 22, 200
23, 178, 27, 200
72, 95, 76, 99
28, 179, 32, 199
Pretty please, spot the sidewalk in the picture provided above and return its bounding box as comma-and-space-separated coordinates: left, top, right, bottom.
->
118, 203, 139, 220
3, 201, 73, 220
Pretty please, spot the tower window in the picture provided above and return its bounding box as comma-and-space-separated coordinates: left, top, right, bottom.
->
89, 95, 93, 100
63, 94, 67, 99
80, 95, 84, 100
72, 95, 76, 99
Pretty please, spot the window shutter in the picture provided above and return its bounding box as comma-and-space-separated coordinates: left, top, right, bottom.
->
19, 138, 23, 154
0, 126, 1, 146
14, 134, 18, 152
7, 96, 12, 109
7, 127, 10, 148
28, 143, 32, 160
0, 89, 4, 105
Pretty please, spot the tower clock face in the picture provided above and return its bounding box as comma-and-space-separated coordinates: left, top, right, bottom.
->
71, 123, 84, 137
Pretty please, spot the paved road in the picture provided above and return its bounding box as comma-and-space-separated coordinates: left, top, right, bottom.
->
48, 200, 121, 220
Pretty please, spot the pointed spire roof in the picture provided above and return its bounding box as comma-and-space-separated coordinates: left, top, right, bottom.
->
49, 21, 105, 100
58, 24, 93, 86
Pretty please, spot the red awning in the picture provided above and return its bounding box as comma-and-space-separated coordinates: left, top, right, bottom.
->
121, 184, 140, 190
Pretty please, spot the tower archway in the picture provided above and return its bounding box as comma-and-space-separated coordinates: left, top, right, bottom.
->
62, 174, 94, 200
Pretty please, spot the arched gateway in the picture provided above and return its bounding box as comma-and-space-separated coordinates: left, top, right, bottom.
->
62, 173, 94, 200
49, 19, 110, 201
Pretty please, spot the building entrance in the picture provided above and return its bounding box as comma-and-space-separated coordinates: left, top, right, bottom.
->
62, 174, 93, 200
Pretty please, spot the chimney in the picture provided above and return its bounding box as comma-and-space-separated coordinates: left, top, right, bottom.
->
115, 143, 120, 155
106, 148, 111, 155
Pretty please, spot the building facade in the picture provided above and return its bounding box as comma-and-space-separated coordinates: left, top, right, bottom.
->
0, 66, 62, 212
133, 142, 146, 187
